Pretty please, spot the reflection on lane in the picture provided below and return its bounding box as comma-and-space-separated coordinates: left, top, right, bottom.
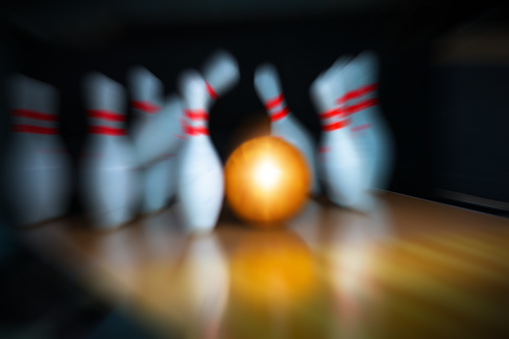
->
230, 229, 315, 308
325, 198, 394, 338
130, 232, 229, 339
89, 195, 509, 338
286, 199, 324, 252
226, 228, 327, 339
185, 234, 229, 339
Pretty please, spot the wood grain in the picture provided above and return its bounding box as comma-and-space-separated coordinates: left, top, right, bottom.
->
20, 192, 509, 338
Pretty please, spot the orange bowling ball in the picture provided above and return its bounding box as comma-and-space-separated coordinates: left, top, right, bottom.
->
224, 136, 310, 225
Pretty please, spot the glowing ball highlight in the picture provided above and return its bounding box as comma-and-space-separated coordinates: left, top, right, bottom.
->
224, 136, 310, 225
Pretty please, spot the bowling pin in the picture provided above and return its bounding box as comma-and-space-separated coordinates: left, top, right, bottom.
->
128, 66, 175, 213
130, 93, 184, 166
202, 49, 240, 110
310, 64, 373, 211
176, 70, 224, 233
81, 72, 140, 229
254, 63, 320, 196
2, 74, 71, 226
132, 94, 184, 205
340, 51, 394, 190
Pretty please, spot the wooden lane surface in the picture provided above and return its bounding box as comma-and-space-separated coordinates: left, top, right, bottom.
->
20, 192, 509, 338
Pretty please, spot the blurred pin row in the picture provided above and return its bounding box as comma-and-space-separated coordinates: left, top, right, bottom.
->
1, 49, 393, 230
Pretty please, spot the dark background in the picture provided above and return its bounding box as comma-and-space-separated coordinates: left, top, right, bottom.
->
0, 0, 507, 209
0, 1, 508, 337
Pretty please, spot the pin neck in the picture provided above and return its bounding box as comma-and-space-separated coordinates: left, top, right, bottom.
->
184, 109, 208, 122
183, 124, 209, 136
10, 109, 58, 134
182, 109, 209, 137
131, 100, 161, 115
205, 81, 219, 101
87, 109, 126, 136
351, 123, 372, 132
88, 126, 127, 136
321, 119, 350, 132
87, 109, 125, 122
265, 93, 290, 122
13, 125, 58, 134
335, 83, 379, 116
344, 98, 379, 116
318, 108, 350, 132
11, 109, 57, 121
317, 107, 347, 120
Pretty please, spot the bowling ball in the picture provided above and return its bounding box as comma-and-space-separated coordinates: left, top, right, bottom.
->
224, 135, 310, 226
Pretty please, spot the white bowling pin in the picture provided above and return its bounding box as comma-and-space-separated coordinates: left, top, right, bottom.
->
340, 51, 394, 190
81, 73, 140, 229
128, 66, 175, 213
2, 74, 71, 226
130, 92, 184, 166
310, 65, 373, 211
138, 94, 184, 204
202, 49, 240, 110
159, 96, 185, 204
176, 70, 224, 233
254, 63, 320, 196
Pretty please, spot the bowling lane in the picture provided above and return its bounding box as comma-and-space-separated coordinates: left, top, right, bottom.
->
20, 192, 509, 338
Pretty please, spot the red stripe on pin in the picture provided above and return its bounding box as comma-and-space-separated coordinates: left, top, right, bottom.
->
11, 109, 57, 121
319, 108, 339, 120
13, 124, 58, 134
336, 83, 379, 104
88, 126, 126, 136
351, 124, 372, 132
184, 125, 209, 136
321, 119, 350, 132
270, 106, 290, 122
318, 107, 348, 120
205, 82, 219, 100
131, 100, 161, 113
87, 110, 125, 122
265, 93, 285, 110
184, 109, 209, 121
318, 146, 330, 153
345, 98, 379, 115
